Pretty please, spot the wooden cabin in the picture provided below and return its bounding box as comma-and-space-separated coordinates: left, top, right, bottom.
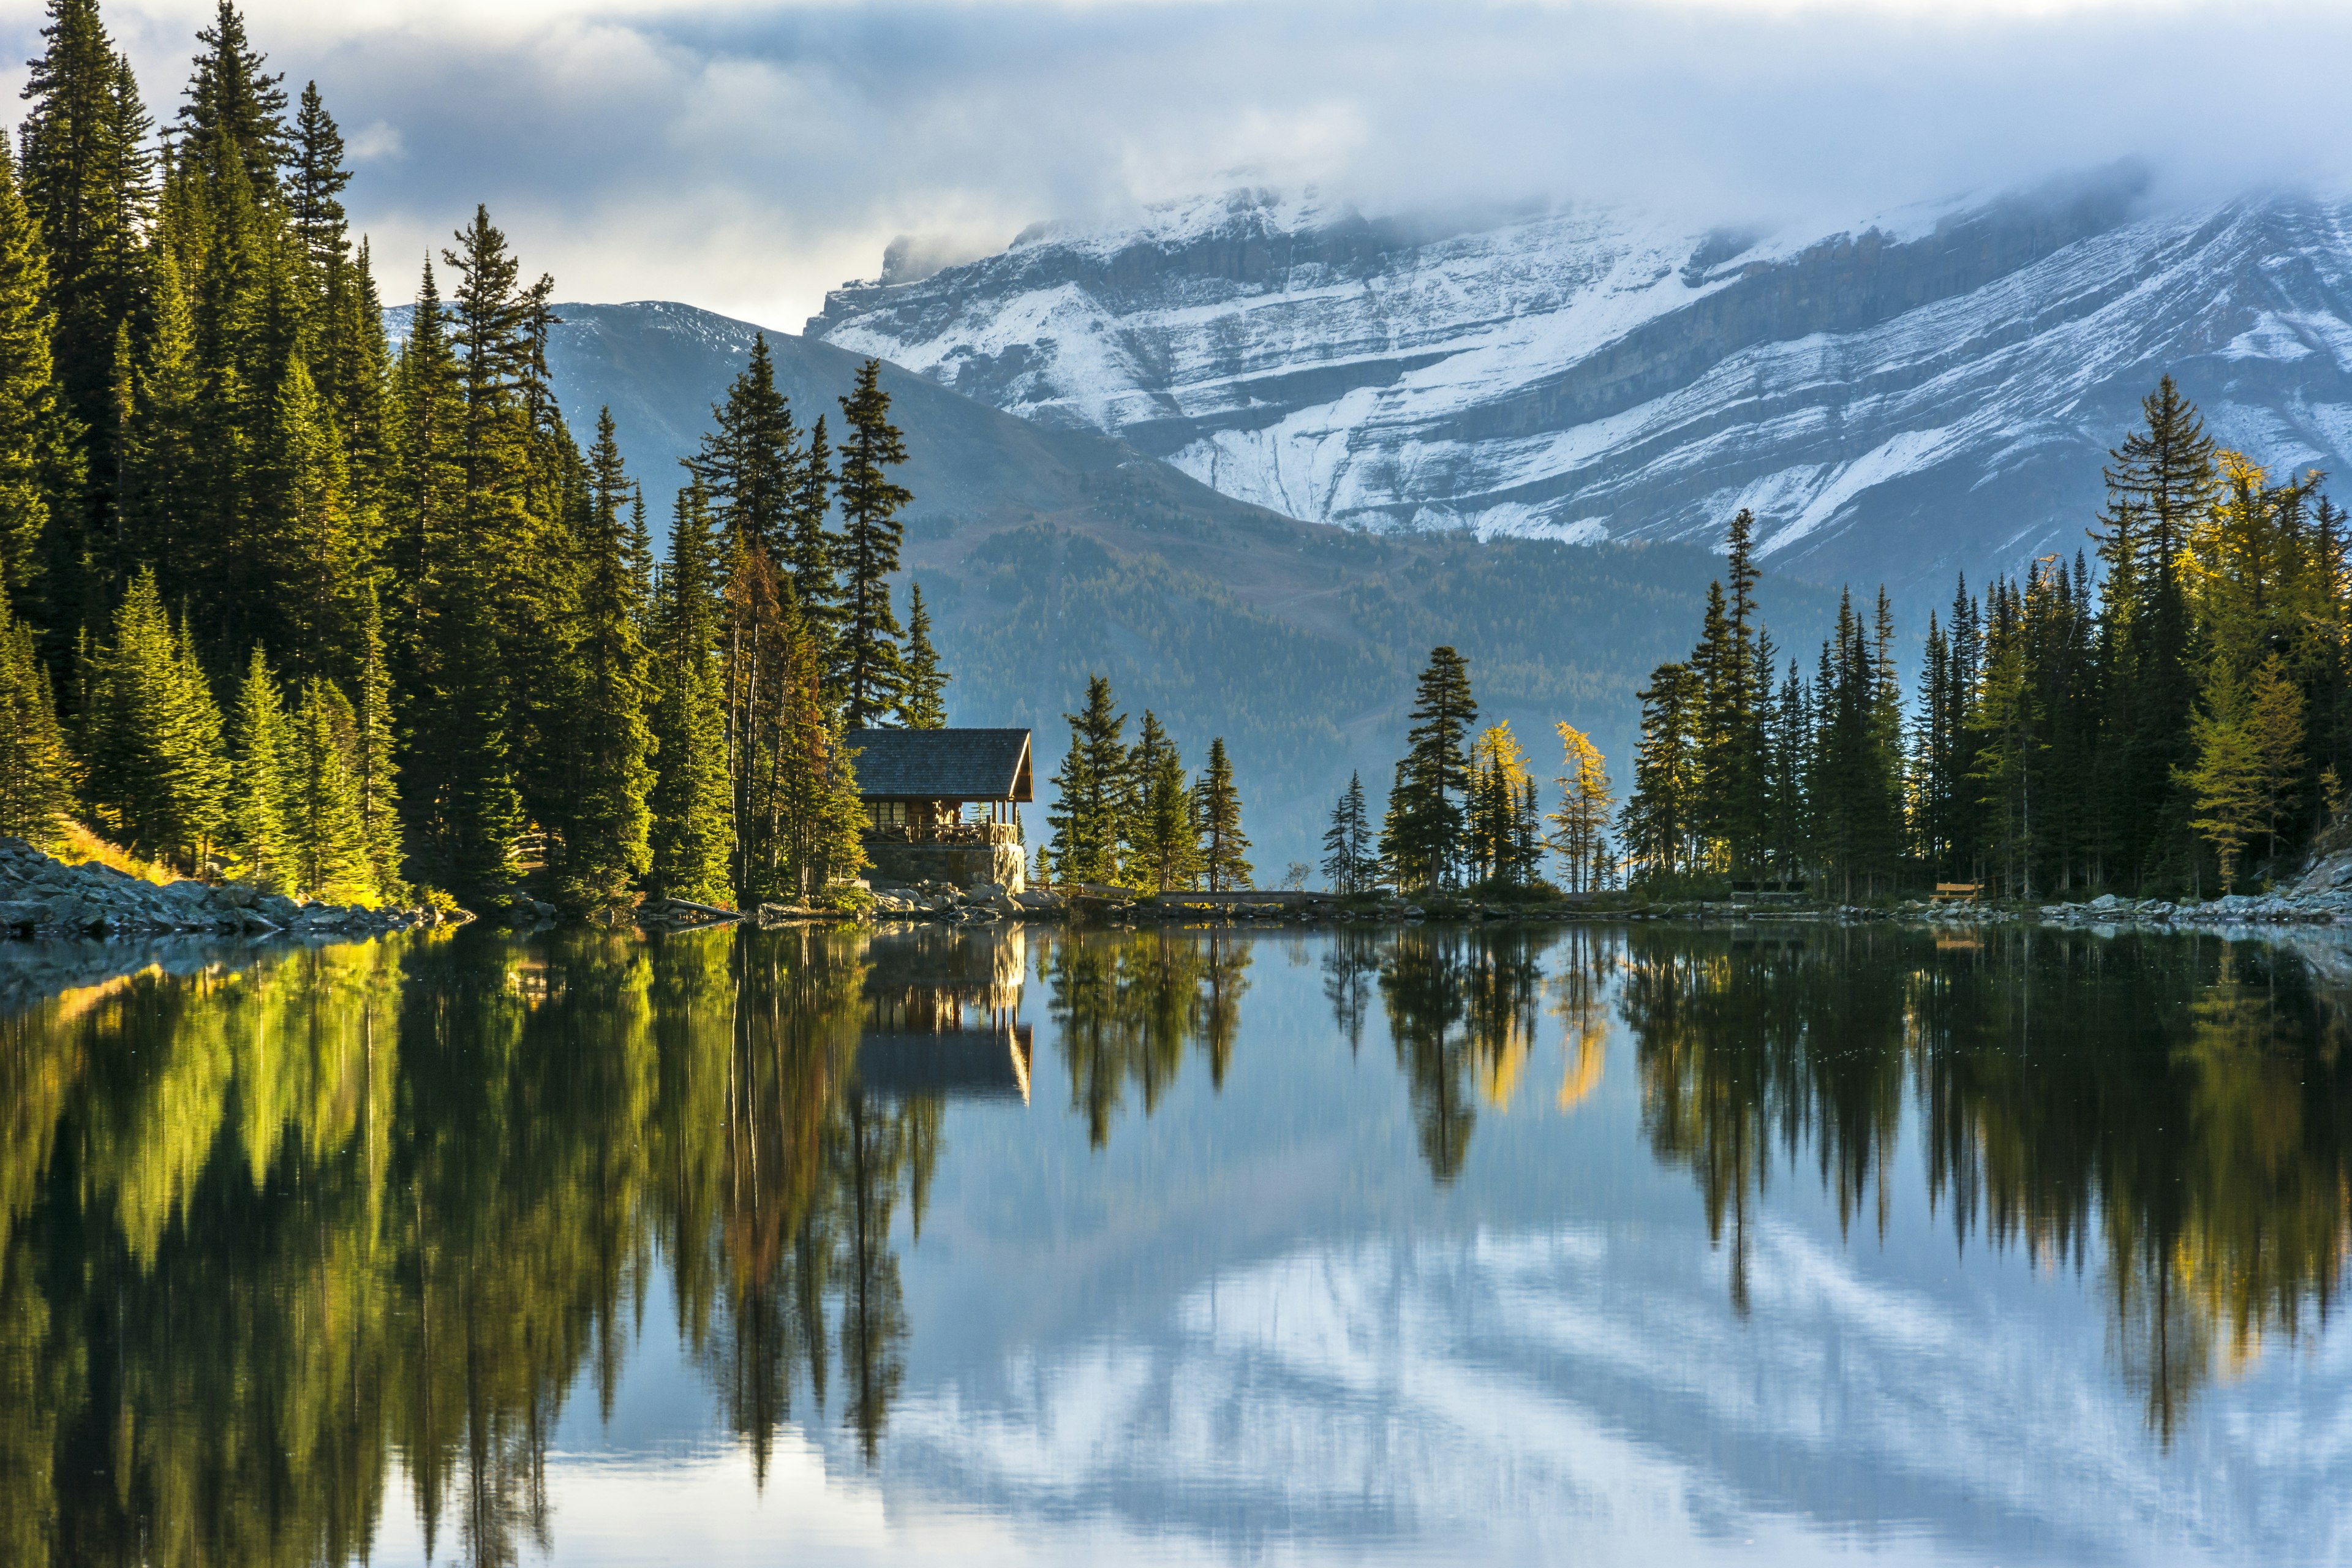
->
847, 727, 1033, 890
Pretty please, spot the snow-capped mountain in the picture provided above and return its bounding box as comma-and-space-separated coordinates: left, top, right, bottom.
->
806, 169, 2352, 596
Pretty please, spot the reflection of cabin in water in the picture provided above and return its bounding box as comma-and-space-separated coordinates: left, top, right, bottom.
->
854, 927, 1033, 1103
848, 727, 1032, 892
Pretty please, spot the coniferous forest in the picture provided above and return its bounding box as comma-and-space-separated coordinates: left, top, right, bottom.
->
0, 0, 944, 916
1616, 377, 2352, 902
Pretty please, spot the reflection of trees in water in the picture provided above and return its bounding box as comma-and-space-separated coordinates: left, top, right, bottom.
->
0, 923, 968, 1564
1617, 925, 2352, 1438
1040, 931, 1252, 1147
1378, 928, 1545, 1183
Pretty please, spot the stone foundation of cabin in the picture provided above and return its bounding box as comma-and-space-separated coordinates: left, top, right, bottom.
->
865, 839, 1027, 893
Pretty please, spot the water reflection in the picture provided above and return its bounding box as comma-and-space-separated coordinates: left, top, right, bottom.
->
1614, 925, 2352, 1438
0, 921, 2345, 1563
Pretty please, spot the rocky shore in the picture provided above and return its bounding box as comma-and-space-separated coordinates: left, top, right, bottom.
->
0, 837, 458, 939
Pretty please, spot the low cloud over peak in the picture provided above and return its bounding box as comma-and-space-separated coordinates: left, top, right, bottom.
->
15, 0, 2347, 327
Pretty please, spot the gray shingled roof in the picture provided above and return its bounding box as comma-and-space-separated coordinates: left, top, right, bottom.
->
846, 728, 1033, 801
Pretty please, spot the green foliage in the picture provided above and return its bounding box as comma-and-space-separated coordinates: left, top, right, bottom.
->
287, 677, 373, 903
83, 568, 227, 871
649, 481, 734, 903
1129, 710, 1200, 894
0, 135, 76, 609
1382, 646, 1477, 891
561, 408, 656, 913
834, 360, 911, 728
1047, 673, 1133, 886
0, 589, 74, 843
899, 580, 948, 729
1196, 736, 1252, 892
227, 643, 292, 891
1322, 769, 1376, 894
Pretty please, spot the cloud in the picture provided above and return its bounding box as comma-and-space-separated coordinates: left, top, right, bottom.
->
6, 0, 2348, 330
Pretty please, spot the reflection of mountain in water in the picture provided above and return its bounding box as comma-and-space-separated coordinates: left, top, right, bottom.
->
1615, 924, 2352, 1439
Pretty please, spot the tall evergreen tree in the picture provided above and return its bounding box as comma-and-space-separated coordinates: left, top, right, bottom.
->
1196, 736, 1252, 892
1619, 661, 1701, 880
647, 479, 733, 903
0, 133, 76, 611
898, 580, 948, 729
1128, 710, 1200, 894
19, 0, 151, 600
1383, 646, 1476, 891
562, 407, 655, 912
225, 642, 291, 891
0, 587, 73, 842
1046, 674, 1132, 887
1322, 770, 1376, 895
175, 1, 288, 194
286, 675, 372, 903
83, 567, 227, 870
834, 360, 911, 728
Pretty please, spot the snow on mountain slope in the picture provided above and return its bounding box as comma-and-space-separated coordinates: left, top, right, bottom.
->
807, 173, 2352, 597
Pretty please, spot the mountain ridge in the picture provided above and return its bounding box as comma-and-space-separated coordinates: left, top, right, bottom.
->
804, 173, 2352, 598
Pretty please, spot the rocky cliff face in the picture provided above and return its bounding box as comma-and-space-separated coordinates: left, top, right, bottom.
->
807, 172, 2352, 598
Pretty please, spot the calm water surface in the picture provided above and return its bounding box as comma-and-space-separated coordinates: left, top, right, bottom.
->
2, 921, 2348, 1566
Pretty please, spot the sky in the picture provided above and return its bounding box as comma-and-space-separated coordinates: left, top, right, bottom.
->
4, 0, 2348, 331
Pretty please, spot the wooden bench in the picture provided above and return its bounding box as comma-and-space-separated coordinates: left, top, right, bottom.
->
1932, 883, 1982, 903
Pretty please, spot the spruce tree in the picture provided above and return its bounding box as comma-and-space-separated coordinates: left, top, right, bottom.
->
898, 580, 948, 728
20, 0, 150, 600
1619, 661, 1700, 880
259, 355, 360, 676
0, 134, 76, 610
1385, 646, 1477, 890
227, 643, 292, 891
0, 588, 74, 842
175, 1, 288, 194
286, 676, 372, 903
648, 480, 733, 903
834, 360, 912, 727
1321, 770, 1374, 894
352, 587, 403, 900
1045, 674, 1131, 886
562, 407, 656, 913
287, 81, 348, 272
84, 568, 228, 870
1128, 710, 1200, 893
1196, 736, 1252, 892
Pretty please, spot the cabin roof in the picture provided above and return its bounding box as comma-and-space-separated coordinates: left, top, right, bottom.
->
847, 727, 1033, 802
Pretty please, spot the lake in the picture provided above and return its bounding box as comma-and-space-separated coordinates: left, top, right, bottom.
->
1, 921, 2346, 1566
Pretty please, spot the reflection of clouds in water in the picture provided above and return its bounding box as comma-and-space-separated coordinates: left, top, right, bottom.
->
875, 1222, 2352, 1565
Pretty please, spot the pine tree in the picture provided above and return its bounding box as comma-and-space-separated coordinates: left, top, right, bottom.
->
1548, 722, 1613, 894
226, 643, 292, 891
1046, 674, 1131, 887
898, 580, 948, 728
1467, 722, 1533, 888
1384, 646, 1477, 891
834, 360, 912, 727
258, 355, 360, 676
562, 408, 656, 913
647, 480, 733, 903
84, 568, 228, 870
1128, 710, 1200, 893
287, 81, 348, 273
1196, 737, 1252, 892
286, 676, 373, 903
352, 587, 402, 900
1619, 661, 1701, 881
19, 0, 150, 602
0, 133, 77, 609
0, 589, 74, 842
1322, 770, 1375, 895
175, 1, 289, 194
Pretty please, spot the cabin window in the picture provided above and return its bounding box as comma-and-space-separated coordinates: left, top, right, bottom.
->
870, 801, 910, 828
